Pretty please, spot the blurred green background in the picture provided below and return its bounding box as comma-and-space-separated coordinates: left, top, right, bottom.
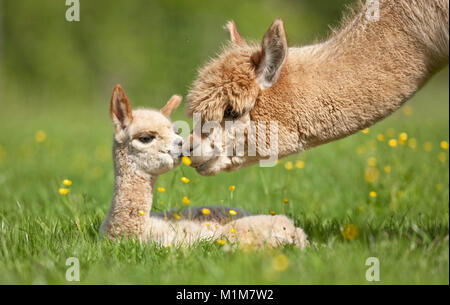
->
1, 0, 362, 110
0, 0, 448, 284
1, 0, 447, 112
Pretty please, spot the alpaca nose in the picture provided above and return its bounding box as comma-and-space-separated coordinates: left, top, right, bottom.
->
181, 133, 194, 157
172, 137, 184, 157
175, 137, 183, 148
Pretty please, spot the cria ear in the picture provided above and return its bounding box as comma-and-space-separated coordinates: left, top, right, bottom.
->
110, 85, 133, 141
160, 95, 182, 118
224, 20, 248, 47
110, 84, 133, 128
254, 19, 288, 89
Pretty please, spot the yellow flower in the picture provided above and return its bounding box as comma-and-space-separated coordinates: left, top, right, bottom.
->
35, 130, 47, 143
217, 239, 226, 245
377, 134, 385, 141
398, 132, 408, 142
369, 191, 377, 198
182, 196, 190, 205
229, 185, 235, 191
436, 184, 443, 191
295, 160, 305, 169
138, 210, 145, 215
364, 167, 379, 183
202, 208, 211, 215
272, 254, 290, 272
383, 165, 391, 173
269, 210, 276, 216
229, 209, 237, 216
388, 139, 397, 147
230, 228, 236, 234
282, 198, 289, 204
59, 188, 70, 195
424, 141, 433, 152
62, 179, 72, 186
342, 224, 359, 240
361, 128, 370, 134
367, 157, 377, 167
440, 141, 449, 150
173, 213, 181, 220
438, 152, 446, 163
402, 105, 413, 116
284, 161, 293, 170
181, 177, 190, 184
408, 138, 417, 149
157, 187, 166, 193
205, 223, 211, 227
181, 156, 192, 166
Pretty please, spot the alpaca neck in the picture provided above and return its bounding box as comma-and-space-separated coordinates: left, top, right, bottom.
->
103, 141, 156, 238
272, 0, 448, 153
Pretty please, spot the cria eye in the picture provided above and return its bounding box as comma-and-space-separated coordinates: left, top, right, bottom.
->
173, 125, 181, 135
138, 136, 155, 143
224, 105, 240, 120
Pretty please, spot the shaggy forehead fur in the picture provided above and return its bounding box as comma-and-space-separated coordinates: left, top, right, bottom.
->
187, 44, 261, 122
128, 109, 173, 135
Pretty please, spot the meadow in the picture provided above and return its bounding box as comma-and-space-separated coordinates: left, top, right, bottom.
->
0, 68, 448, 284
0, 0, 448, 284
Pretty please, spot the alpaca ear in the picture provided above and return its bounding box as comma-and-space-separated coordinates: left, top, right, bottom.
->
160, 95, 182, 118
110, 84, 133, 130
253, 19, 288, 89
224, 20, 248, 47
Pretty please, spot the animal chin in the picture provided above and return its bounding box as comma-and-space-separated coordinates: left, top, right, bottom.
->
195, 157, 232, 176
172, 155, 181, 167
196, 159, 219, 176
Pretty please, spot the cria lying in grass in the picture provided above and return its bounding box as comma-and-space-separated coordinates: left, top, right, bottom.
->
100, 85, 308, 249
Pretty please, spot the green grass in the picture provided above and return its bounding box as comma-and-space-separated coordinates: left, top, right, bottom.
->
0, 71, 448, 284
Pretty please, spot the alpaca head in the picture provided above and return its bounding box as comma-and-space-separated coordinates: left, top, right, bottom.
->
110, 85, 184, 176
186, 20, 288, 176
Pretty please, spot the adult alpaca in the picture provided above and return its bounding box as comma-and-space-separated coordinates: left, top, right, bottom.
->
186, 0, 449, 176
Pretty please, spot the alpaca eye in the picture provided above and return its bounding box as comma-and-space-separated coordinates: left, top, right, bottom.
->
224, 105, 240, 120
173, 126, 181, 135
138, 136, 155, 143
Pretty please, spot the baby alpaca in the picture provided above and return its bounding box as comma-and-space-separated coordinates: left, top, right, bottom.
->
100, 85, 308, 249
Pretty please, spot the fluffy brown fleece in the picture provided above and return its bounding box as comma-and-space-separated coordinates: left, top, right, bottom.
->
186, 0, 449, 176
